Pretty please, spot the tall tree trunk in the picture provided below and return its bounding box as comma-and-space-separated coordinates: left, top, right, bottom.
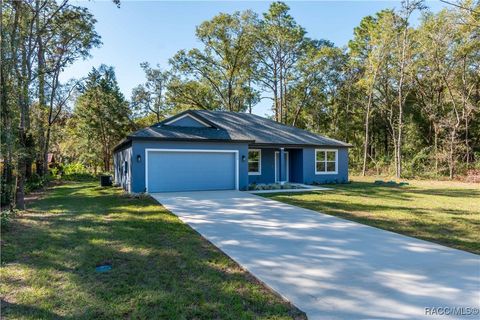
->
433, 124, 439, 175
36, 0, 47, 176
362, 99, 372, 177
16, 34, 30, 210
344, 88, 351, 143
273, 68, 279, 121
279, 61, 284, 123
449, 129, 457, 179
362, 69, 378, 176
396, 25, 408, 179
465, 116, 470, 167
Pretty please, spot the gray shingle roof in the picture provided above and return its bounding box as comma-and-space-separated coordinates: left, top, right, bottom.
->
127, 110, 351, 147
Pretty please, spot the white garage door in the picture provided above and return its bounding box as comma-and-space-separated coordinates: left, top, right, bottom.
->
146, 149, 238, 193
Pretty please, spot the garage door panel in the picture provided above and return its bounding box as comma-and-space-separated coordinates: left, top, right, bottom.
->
147, 151, 236, 192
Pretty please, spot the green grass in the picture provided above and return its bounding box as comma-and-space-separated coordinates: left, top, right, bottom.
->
1, 182, 304, 320
263, 176, 480, 254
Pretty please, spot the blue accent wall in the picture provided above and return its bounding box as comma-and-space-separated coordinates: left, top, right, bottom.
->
248, 148, 305, 185
168, 116, 209, 127
118, 141, 349, 193
289, 149, 303, 183
248, 148, 276, 184
302, 147, 349, 184
129, 140, 248, 192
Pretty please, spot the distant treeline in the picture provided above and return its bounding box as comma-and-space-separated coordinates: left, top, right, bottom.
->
1, 0, 479, 209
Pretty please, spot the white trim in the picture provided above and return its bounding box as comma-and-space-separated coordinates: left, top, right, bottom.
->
274, 151, 290, 182
145, 148, 239, 193
315, 149, 338, 175
164, 113, 211, 127
248, 149, 262, 175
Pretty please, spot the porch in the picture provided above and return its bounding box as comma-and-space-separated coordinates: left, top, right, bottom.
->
247, 147, 303, 185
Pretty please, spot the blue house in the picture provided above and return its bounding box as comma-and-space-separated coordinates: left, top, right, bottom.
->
113, 110, 351, 193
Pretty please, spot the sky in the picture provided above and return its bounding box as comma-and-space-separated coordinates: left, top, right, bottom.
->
64, 0, 449, 117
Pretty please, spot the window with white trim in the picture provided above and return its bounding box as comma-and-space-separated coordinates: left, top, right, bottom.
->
248, 149, 261, 175
315, 149, 338, 174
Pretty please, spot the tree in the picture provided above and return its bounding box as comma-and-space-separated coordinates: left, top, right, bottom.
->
253, 1, 306, 122
39, 3, 101, 174
0, 0, 100, 209
395, 0, 426, 178
74, 65, 133, 172
169, 10, 258, 112
131, 62, 171, 123
349, 11, 393, 175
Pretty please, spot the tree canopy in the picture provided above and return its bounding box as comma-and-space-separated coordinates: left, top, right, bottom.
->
2, 0, 479, 210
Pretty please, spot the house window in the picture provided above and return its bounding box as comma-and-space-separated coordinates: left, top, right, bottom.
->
248, 149, 261, 175
315, 149, 338, 174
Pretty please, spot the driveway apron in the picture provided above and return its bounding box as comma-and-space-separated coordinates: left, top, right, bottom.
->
151, 190, 480, 320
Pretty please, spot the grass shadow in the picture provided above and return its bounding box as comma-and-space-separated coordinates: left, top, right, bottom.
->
2, 181, 305, 319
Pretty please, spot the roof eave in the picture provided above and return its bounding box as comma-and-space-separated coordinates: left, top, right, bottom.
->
249, 142, 353, 148
127, 136, 255, 144
113, 138, 132, 152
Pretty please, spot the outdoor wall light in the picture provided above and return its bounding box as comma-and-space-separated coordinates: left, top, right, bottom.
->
137, 154, 142, 163
242, 155, 246, 162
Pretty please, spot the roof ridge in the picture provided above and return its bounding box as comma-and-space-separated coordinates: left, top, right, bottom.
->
192, 109, 351, 147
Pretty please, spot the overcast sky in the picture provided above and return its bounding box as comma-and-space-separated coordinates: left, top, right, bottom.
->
64, 0, 448, 117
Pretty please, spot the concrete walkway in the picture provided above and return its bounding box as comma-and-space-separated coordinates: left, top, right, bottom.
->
151, 191, 480, 320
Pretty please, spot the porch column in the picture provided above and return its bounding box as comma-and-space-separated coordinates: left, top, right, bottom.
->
279, 147, 286, 184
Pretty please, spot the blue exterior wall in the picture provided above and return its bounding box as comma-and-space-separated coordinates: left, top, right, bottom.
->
118, 141, 349, 193
130, 140, 248, 192
302, 147, 349, 184
289, 149, 303, 183
248, 148, 304, 185
168, 116, 208, 127
248, 148, 276, 184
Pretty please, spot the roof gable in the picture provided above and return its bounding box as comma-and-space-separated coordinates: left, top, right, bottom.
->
163, 112, 213, 128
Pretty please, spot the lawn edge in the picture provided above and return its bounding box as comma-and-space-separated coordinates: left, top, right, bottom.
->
257, 191, 480, 257
148, 194, 308, 319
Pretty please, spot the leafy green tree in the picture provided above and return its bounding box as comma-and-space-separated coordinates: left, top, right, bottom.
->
38, 3, 101, 175
349, 10, 396, 175
131, 62, 171, 123
253, 1, 307, 122
169, 10, 258, 112
0, 0, 100, 208
73, 65, 133, 172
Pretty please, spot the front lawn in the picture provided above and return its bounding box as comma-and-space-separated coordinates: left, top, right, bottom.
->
1, 182, 304, 319
263, 176, 480, 254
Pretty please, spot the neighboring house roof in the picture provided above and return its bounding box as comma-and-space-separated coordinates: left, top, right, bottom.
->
115, 110, 352, 151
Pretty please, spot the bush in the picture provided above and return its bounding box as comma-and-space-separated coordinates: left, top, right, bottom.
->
63, 162, 89, 175
25, 173, 49, 194
248, 183, 305, 191
55, 162, 97, 181
1, 209, 17, 231
50, 167, 60, 179
61, 173, 97, 181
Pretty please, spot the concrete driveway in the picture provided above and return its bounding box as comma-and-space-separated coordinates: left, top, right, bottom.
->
151, 191, 480, 320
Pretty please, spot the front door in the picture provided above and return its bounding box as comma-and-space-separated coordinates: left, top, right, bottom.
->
274, 151, 289, 183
